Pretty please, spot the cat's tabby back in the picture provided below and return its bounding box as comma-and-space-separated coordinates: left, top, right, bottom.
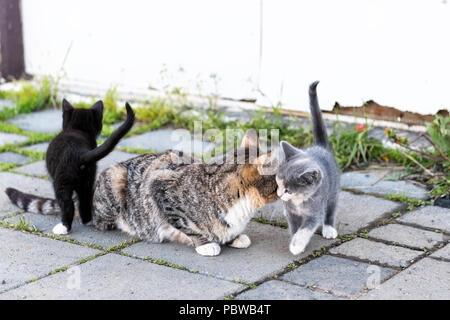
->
92, 130, 278, 256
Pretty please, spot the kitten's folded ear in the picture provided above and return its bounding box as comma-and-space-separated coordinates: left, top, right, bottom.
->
91, 100, 104, 115
62, 99, 74, 112
280, 141, 302, 161
240, 129, 260, 149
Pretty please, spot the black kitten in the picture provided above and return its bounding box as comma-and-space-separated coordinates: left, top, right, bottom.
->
6, 99, 135, 234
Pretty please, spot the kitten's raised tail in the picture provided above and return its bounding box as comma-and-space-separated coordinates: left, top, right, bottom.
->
80, 102, 135, 164
309, 81, 330, 149
5, 188, 60, 215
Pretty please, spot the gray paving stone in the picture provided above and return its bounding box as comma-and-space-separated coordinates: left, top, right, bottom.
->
7, 109, 62, 133
0, 152, 30, 164
398, 206, 450, 233
14, 151, 138, 178
14, 160, 47, 177
237, 280, 341, 300
123, 222, 337, 283
0, 253, 243, 300
0, 98, 14, 110
0, 227, 100, 293
5, 212, 137, 249
255, 191, 401, 235
0, 172, 53, 217
281, 255, 396, 297
254, 200, 285, 224
118, 129, 215, 154
330, 238, 422, 268
431, 244, 450, 260
21, 142, 49, 153
0, 132, 28, 147
368, 224, 444, 250
341, 171, 428, 200
360, 258, 450, 300
97, 150, 137, 175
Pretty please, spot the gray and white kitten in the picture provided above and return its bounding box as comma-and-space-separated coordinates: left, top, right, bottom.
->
276, 81, 340, 255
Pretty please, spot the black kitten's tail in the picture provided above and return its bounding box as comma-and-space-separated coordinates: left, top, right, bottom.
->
5, 188, 60, 215
309, 81, 330, 149
80, 102, 135, 164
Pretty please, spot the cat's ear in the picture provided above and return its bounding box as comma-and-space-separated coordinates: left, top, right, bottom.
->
91, 100, 104, 116
299, 170, 321, 185
62, 99, 74, 113
240, 129, 259, 149
279, 141, 302, 162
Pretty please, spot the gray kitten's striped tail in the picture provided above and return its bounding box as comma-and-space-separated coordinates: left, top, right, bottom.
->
309, 81, 330, 149
5, 188, 60, 215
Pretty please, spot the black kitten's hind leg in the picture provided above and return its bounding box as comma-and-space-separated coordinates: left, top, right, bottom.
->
76, 180, 94, 225
53, 184, 75, 235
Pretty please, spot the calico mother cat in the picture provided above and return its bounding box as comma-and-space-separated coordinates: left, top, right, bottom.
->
93, 129, 278, 256
6, 99, 135, 235
276, 81, 340, 255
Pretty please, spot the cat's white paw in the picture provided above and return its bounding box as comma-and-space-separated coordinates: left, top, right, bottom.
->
52, 223, 69, 235
322, 225, 338, 239
289, 229, 313, 255
229, 234, 251, 249
196, 243, 221, 256
289, 239, 307, 255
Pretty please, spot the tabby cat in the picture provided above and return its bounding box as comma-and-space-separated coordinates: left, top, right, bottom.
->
93, 129, 278, 256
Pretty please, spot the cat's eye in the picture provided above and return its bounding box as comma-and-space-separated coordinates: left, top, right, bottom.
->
285, 189, 291, 194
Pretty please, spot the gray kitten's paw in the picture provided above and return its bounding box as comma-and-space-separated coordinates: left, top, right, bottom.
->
196, 243, 221, 256
289, 229, 314, 255
289, 239, 307, 255
322, 225, 338, 239
52, 223, 69, 235
228, 234, 251, 249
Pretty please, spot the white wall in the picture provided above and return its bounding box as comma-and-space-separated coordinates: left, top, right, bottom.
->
21, 0, 450, 114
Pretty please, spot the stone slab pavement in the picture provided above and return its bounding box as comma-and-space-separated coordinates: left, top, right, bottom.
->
0, 167, 448, 299
0, 152, 30, 164
7, 109, 62, 133
0, 227, 100, 293
13, 150, 137, 178
0, 132, 28, 147
1, 253, 243, 300
118, 129, 216, 154
0, 114, 449, 300
341, 171, 429, 200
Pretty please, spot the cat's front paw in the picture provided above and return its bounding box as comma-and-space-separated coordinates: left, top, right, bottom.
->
228, 234, 251, 249
322, 225, 338, 239
289, 239, 307, 255
289, 230, 313, 255
195, 243, 221, 256
52, 223, 69, 235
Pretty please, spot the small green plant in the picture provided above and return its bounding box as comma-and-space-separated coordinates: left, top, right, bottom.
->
0, 76, 57, 121
329, 123, 385, 170
392, 212, 402, 218
385, 193, 433, 207
426, 116, 450, 156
